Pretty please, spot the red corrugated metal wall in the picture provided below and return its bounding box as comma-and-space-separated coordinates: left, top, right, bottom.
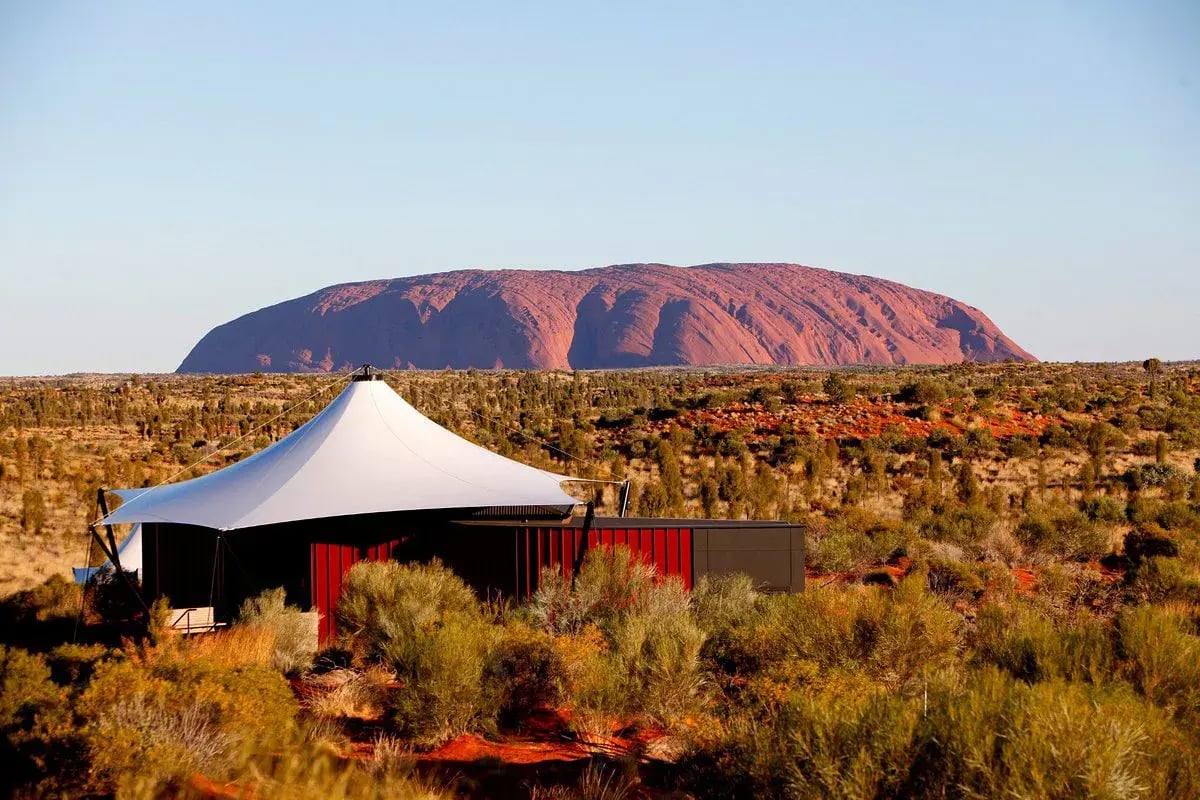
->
517, 526, 693, 597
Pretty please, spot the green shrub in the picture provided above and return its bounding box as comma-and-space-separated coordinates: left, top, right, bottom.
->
975, 603, 1071, 683
805, 510, 901, 573
1127, 463, 1186, 489
924, 558, 985, 603
915, 670, 1196, 799
1016, 508, 1109, 560
337, 560, 501, 745
485, 623, 566, 728
530, 546, 657, 636
692, 573, 759, 638
712, 582, 960, 695
1002, 435, 1038, 459
975, 602, 1116, 685
681, 668, 1200, 800
913, 503, 997, 552
0, 574, 81, 625
46, 642, 109, 685
676, 706, 795, 799
77, 654, 297, 793
861, 577, 963, 690
0, 646, 59, 731
529, 548, 708, 726
605, 578, 707, 723
896, 379, 949, 405
238, 587, 317, 674
1117, 604, 1200, 720
1128, 556, 1200, 603
1082, 495, 1128, 523
785, 689, 920, 800
823, 374, 856, 404
385, 612, 501, 745
337, 559, 478, 661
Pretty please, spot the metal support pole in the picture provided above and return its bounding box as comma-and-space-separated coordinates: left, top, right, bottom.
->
97, 488, 124, 573
618, 480, 631, 518
571, 501, 595, 589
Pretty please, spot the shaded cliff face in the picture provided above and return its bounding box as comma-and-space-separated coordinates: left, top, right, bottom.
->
176, 263, 1035, 372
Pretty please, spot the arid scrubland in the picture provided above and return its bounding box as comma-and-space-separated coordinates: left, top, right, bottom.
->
1, 362, 1196, 593
2, 361, 1200, 798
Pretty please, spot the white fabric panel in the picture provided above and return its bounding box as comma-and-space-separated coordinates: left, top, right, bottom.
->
74, 523, 143, 583
101, 380, 582, 530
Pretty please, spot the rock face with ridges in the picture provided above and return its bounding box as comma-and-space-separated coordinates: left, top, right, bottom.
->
177, 263, 1035, 372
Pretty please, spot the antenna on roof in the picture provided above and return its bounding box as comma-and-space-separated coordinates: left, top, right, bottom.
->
352, 364, 382, 382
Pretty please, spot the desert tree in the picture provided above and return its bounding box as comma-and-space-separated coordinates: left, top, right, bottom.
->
1078, 461, 1096, 500
822, 373, 856, 404
954, 461, 981, 504
1143, 357, 1163, 399
21, 489, 46, 534
699, 471, 720, 518
655, 440, 685, 516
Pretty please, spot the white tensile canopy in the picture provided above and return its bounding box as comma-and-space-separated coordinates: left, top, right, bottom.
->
73, 523, 143, 584
100, 376, 583, 531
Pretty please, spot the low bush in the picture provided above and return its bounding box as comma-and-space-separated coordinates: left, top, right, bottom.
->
534, 548, 707, 726
976, 602, 1117, 685
1127, 463, 1186, 489
1, 574, 81, 624
861, 577, 963, 690
691, 573, 759, 638
0, 646, 59, 731
530, 546, 657, 636
1082, 494, 1128, 523
337, 558, 503, 745
46, 641, 109, 684
924, 558, 985, 603
76, 652, 298, 794
805, 510, 901, 573
915, 671, 1197, 800
1123, 528, 1180, 563
606, 578, 707, 723
1015, 508, 1109, 560
785, 688, 921, 800
679, 667, 1200, 800
912, 503, 997, 552
1128, 556, 1200, 603
709, 579, 961, 695
486, 623, 566, 728
337, 559, 478, 662
385, 609, 500, 745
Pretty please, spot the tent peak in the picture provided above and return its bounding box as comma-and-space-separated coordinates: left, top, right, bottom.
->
351, 364, 384, 382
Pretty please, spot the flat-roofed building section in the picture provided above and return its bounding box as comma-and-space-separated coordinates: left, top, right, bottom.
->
692, 524, 806, 593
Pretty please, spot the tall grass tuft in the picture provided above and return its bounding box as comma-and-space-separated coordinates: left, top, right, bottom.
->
238, 586, 318, 673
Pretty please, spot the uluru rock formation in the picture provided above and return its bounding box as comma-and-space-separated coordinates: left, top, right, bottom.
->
177, 263, 1035, 373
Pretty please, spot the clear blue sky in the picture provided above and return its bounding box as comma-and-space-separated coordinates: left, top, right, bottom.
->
1, 1, 1196, 375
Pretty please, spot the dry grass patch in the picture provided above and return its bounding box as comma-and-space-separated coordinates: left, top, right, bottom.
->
184, 624, 277, 669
